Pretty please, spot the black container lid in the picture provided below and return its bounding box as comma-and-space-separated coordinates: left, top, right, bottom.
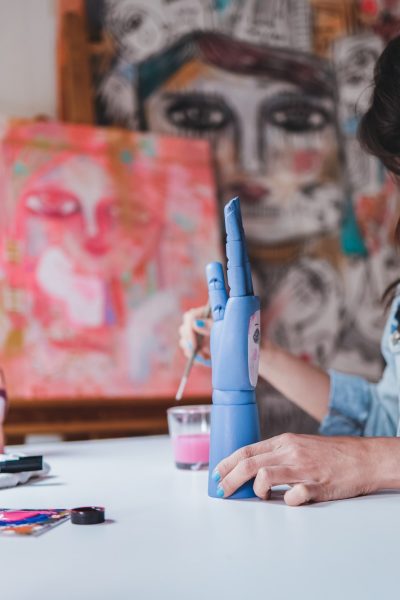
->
71, 506, 105, 525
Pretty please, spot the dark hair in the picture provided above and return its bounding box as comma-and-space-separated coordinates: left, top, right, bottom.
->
358, 35, 400, 304
358, 36, 400, 175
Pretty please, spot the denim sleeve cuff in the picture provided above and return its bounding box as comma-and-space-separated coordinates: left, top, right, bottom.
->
319, 370, 373, 436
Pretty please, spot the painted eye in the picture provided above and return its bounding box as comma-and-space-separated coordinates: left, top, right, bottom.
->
126, 14, 143, 31
60, 199, 79, 216
253, 328, 260, 344
166, 95, 232, 132
264, 97, 330, 133
25, 195, 43, 213
116, 12, 143, 35
25, 192, 80, 218
345, 73, 365, 86
341, 48, 379, 86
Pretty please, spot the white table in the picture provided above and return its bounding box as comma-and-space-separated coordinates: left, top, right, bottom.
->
0, 436, 398, 600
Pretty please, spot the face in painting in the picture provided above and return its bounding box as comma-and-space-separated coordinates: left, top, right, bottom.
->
12, 154, 123, 347
265, 259, 345, 366
20, 155, 118, 259
334, 34, 382, 126
344, 246, 400, 348
144, 43, 342, 245
107, 2, 166, 62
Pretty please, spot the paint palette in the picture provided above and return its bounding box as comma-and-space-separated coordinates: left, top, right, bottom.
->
0, 509, 70, 536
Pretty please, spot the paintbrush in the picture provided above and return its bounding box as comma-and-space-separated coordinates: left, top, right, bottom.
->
175, 305, 211, 401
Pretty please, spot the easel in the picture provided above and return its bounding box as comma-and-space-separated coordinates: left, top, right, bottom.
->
56, 0, 113, 123
5, 396, 206, 444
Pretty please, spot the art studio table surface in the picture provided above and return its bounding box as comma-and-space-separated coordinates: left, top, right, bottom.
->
0, 436, 398, 600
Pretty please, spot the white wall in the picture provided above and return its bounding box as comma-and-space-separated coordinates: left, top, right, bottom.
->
0, 0, 56, 118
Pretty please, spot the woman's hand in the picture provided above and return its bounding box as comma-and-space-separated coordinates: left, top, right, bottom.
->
178, 305, 212, 361
213, 433, 380, 506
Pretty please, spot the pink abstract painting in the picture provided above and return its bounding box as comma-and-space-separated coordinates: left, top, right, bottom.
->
0, 120, 220, 399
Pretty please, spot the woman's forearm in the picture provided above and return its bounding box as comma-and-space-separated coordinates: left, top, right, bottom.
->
259, 342, 330, 422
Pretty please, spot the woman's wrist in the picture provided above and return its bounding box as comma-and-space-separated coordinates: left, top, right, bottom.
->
366, 438, 400, 490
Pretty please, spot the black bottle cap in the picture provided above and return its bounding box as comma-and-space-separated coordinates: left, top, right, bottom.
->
71, 506, 105, 525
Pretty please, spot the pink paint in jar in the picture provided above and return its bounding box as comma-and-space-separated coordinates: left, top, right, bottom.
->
167, 405, 211, 470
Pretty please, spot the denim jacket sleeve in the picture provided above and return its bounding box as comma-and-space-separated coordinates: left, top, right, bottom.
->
319, 296, 400, 437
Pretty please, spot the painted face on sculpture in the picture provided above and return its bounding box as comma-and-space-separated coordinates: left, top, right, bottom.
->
145, 60, 342, 245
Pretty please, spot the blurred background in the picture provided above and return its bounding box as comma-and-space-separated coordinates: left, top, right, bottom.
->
0, 0, 399, 444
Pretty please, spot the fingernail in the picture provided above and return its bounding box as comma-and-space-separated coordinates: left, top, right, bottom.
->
194, 355, 212, 367
216, 485, 224, 498
195, 319, 205, 328
211, 469, 221, 483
